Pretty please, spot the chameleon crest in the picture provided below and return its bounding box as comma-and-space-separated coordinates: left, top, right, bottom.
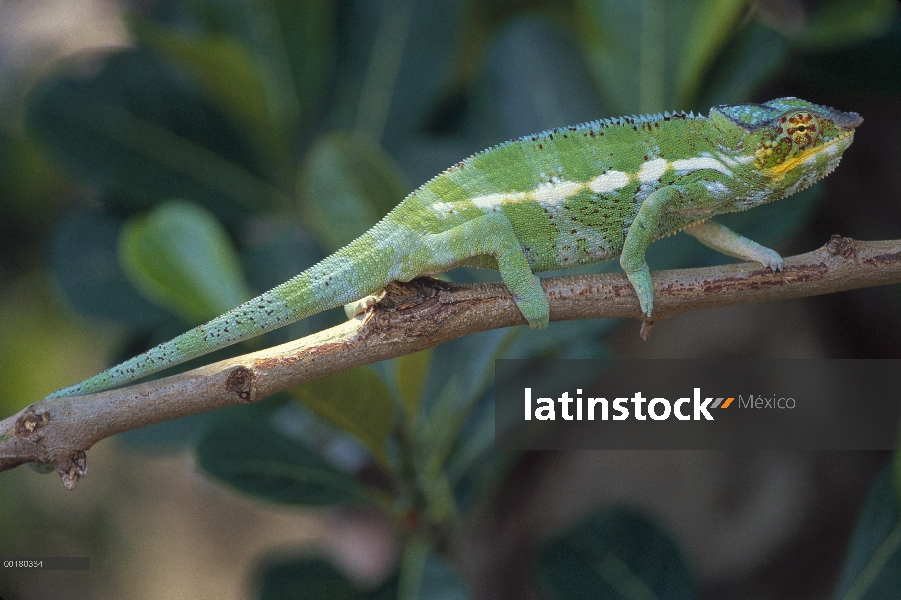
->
48, 98, 861, 398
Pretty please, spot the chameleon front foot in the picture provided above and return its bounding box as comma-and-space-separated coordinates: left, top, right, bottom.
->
623, 263, 655, 318
757, 250, 784, 272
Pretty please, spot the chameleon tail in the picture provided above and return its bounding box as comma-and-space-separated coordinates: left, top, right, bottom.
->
46, 227, 396, 398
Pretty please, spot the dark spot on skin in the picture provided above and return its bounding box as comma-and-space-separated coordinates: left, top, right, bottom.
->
548, 134, 554, 140
589, 130, 596, 137
538, 144, 543, 149
633, 126, 638, 131
644, 155, 648, 161
664, 115, 670, 121
570, 229, 577, 234
654, 122, 659, 128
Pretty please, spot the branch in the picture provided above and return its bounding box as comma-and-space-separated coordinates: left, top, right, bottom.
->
2, 236, 900, 487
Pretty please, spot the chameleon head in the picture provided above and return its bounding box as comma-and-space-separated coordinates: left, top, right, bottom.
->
710, 97, 862, 197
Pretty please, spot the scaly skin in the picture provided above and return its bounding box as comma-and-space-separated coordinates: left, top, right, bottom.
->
47, 97, 862, 398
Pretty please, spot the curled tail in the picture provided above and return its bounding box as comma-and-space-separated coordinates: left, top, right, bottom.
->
47, 229, 397, 398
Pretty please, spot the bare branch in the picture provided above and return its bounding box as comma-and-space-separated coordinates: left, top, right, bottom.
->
2, 236, 900, 487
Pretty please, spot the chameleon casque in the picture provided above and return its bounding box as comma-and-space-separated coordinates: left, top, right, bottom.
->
48, 97, 862, 398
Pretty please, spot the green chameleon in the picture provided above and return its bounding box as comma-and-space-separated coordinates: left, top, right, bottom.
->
47, 97, 861, 399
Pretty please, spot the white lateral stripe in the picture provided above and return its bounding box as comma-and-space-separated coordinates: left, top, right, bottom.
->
638, 158, 667, 182
588, 170, 630, 193
432, 155, 733, 216
533, 180, 582, 202
470, 192, 526, 210
671, 156, 732, 176
433, 179, 585, 214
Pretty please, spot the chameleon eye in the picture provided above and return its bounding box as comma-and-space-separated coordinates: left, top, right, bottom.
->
783, 111, 820, 148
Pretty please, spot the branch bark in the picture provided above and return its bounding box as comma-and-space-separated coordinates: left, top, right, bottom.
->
2, 235, 900, 487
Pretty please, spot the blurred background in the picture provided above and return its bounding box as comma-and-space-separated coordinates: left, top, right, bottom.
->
0, 0, 899, 598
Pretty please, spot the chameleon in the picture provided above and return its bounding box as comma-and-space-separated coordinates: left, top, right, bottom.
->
47, 97, 862, 398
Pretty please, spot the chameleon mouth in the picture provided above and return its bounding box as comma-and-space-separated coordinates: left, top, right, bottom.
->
769, 129, 856, 177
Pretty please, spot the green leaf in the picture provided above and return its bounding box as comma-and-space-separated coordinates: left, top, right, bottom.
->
473, 17, 605, 143
256, 548, 466, 600
267, 0, 336, 128
672, 0, 750, 107
144, 0, 335, 135
256, 557, 398, 600
119, 200, 253, 323
834, 466, 901, 600
538, 507, 696, 600
398, 539, 470, 600
197, 417, 375, 506
49, 209, 170, 328
288, 366, 396, 470
573, 0, 750, 113
698, 21, 791, 108
395, 349, 433, 424
132, 18, 281, 148
26, 49, 278, 213
0, 273, 118, 411
0, 129, 67, 223
799, 0, 900, 50
297, 131, 408, 253
327, 0, 465, 146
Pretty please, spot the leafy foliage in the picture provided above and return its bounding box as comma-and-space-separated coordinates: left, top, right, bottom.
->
538, 508, 696, 600
2, 0, 899, 597
834, 467, 901, 600
197, 416, 381, 507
